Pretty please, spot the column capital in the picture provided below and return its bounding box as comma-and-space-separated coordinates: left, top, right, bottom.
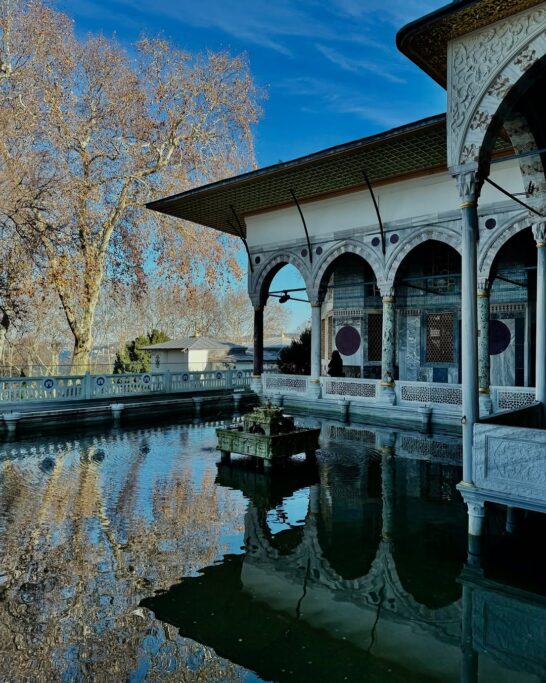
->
451, 164, 482, 208
307, 289, 324, 307
378, 282, 395, 299
532, 220, 546, 247
477, 277, 490, 295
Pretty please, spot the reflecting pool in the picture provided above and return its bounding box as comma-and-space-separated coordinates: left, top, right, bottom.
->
1, 416, 545, 682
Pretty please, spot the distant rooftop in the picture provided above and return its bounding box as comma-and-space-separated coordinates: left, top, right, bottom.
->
141, 336, 244, 352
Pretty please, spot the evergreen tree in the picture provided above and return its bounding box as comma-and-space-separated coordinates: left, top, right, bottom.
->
277, 328, 311, 375
113, 330, 169, 374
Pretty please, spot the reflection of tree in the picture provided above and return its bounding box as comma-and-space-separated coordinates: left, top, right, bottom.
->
0, 432, 247, 680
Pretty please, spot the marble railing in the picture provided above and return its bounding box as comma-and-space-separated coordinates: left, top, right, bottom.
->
262, 373, 309, 395
262, 374, 537, 414
321, 377, 378, 401
0, 369, 253, 404
491, 385, 536, 411
396, 381, 463, 408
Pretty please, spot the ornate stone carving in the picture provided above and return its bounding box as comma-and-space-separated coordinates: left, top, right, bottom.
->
454, 167, 480, 205
474, 424, 546, 501
447, 5, 546, 166
532, 221, 546, 244
477, 277, 490, 293
466, 501, 485, 518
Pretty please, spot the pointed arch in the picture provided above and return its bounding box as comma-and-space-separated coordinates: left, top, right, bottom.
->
478, 213, 532, 281
386, 227, 461, 289
311, 239, 384, 299
249, 251, 311, 307
451, 20, 546, 167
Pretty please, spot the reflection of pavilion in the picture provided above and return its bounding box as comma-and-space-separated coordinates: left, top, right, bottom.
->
143, 450, 546, 682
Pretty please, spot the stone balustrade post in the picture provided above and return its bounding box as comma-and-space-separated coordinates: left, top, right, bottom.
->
453, 165, 481, 487
164, 368, 172, 394
477, 278, 492, 416
532, 221, 546, 415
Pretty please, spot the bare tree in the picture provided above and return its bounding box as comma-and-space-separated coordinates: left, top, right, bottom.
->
1, 0, 261, 372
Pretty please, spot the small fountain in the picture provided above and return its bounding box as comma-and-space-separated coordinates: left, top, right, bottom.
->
216, 404, 320, 471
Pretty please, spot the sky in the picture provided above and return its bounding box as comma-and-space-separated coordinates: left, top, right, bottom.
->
62, 0, 448, 329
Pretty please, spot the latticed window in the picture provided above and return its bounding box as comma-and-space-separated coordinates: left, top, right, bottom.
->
367, 313, 383, 361
328, 316, 333, 359
426, 313, 454, 363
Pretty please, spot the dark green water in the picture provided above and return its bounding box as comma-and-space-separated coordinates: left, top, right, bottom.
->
0, 416, 544, 682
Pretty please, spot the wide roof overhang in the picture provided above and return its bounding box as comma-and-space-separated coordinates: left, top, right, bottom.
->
146, 114, 450, 237
397, 0, 544, 87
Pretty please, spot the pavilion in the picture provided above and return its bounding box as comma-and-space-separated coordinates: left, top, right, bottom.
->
147, 0, 546, 537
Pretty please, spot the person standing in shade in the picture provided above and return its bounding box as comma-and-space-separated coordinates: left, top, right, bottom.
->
327, 350, 344, 377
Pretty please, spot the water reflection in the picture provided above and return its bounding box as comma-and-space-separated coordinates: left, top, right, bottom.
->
1, 418, 545, 682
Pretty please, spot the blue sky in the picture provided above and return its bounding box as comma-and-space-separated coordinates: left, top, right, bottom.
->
62, 0, 448, 328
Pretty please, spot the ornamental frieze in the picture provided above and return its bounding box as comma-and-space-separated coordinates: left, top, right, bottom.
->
447, 4, 546, 167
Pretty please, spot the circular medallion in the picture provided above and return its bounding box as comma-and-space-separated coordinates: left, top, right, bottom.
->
95, 375, 106, 387
142, 373, 152, 384
42, 378, 56, 390
236, 370, 243, 378
301, 249, 308, 257
485, 218, 496, 230
182, 373, 190, 382
390, 233, 399, 244
489, 320, 511, 355
255, 256, 261, 264
316, 246, 323, 255
335, 325, 361, 356
371, 237, 380, 247
215, 372, 223, 380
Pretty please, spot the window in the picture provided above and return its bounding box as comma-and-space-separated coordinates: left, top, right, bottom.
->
328, 316, 333, 359
367, 313, 383, 362
426, 313, 454, 363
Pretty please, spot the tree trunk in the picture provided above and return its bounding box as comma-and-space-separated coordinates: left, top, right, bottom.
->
71, 333, 93, 375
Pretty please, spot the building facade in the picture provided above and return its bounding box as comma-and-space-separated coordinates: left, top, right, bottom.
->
148, 0, 546, 534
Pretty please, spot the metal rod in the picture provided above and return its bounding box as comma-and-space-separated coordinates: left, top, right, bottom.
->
269, 293, 309, 303
491, 145, 546, 165
362, 169, 386, 255
494, 274, 527, 288
227, 207, 254, 273
289, 189, 313, 264
484, 177, 544, 217
269, 287, 308, 294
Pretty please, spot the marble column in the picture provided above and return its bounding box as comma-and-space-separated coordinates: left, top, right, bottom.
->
532, 221, 546, 414
477, 279, 492, 416
251, 305, 264, 394
309, 302, 322, 398
454, 167, 481, 486
380, 289, 396, 404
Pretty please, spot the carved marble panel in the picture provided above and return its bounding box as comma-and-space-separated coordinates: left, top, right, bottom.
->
474, 423, 546, 501
447, 5, 546, 166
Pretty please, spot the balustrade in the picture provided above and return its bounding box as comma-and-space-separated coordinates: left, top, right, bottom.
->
0, 369, 253, 404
